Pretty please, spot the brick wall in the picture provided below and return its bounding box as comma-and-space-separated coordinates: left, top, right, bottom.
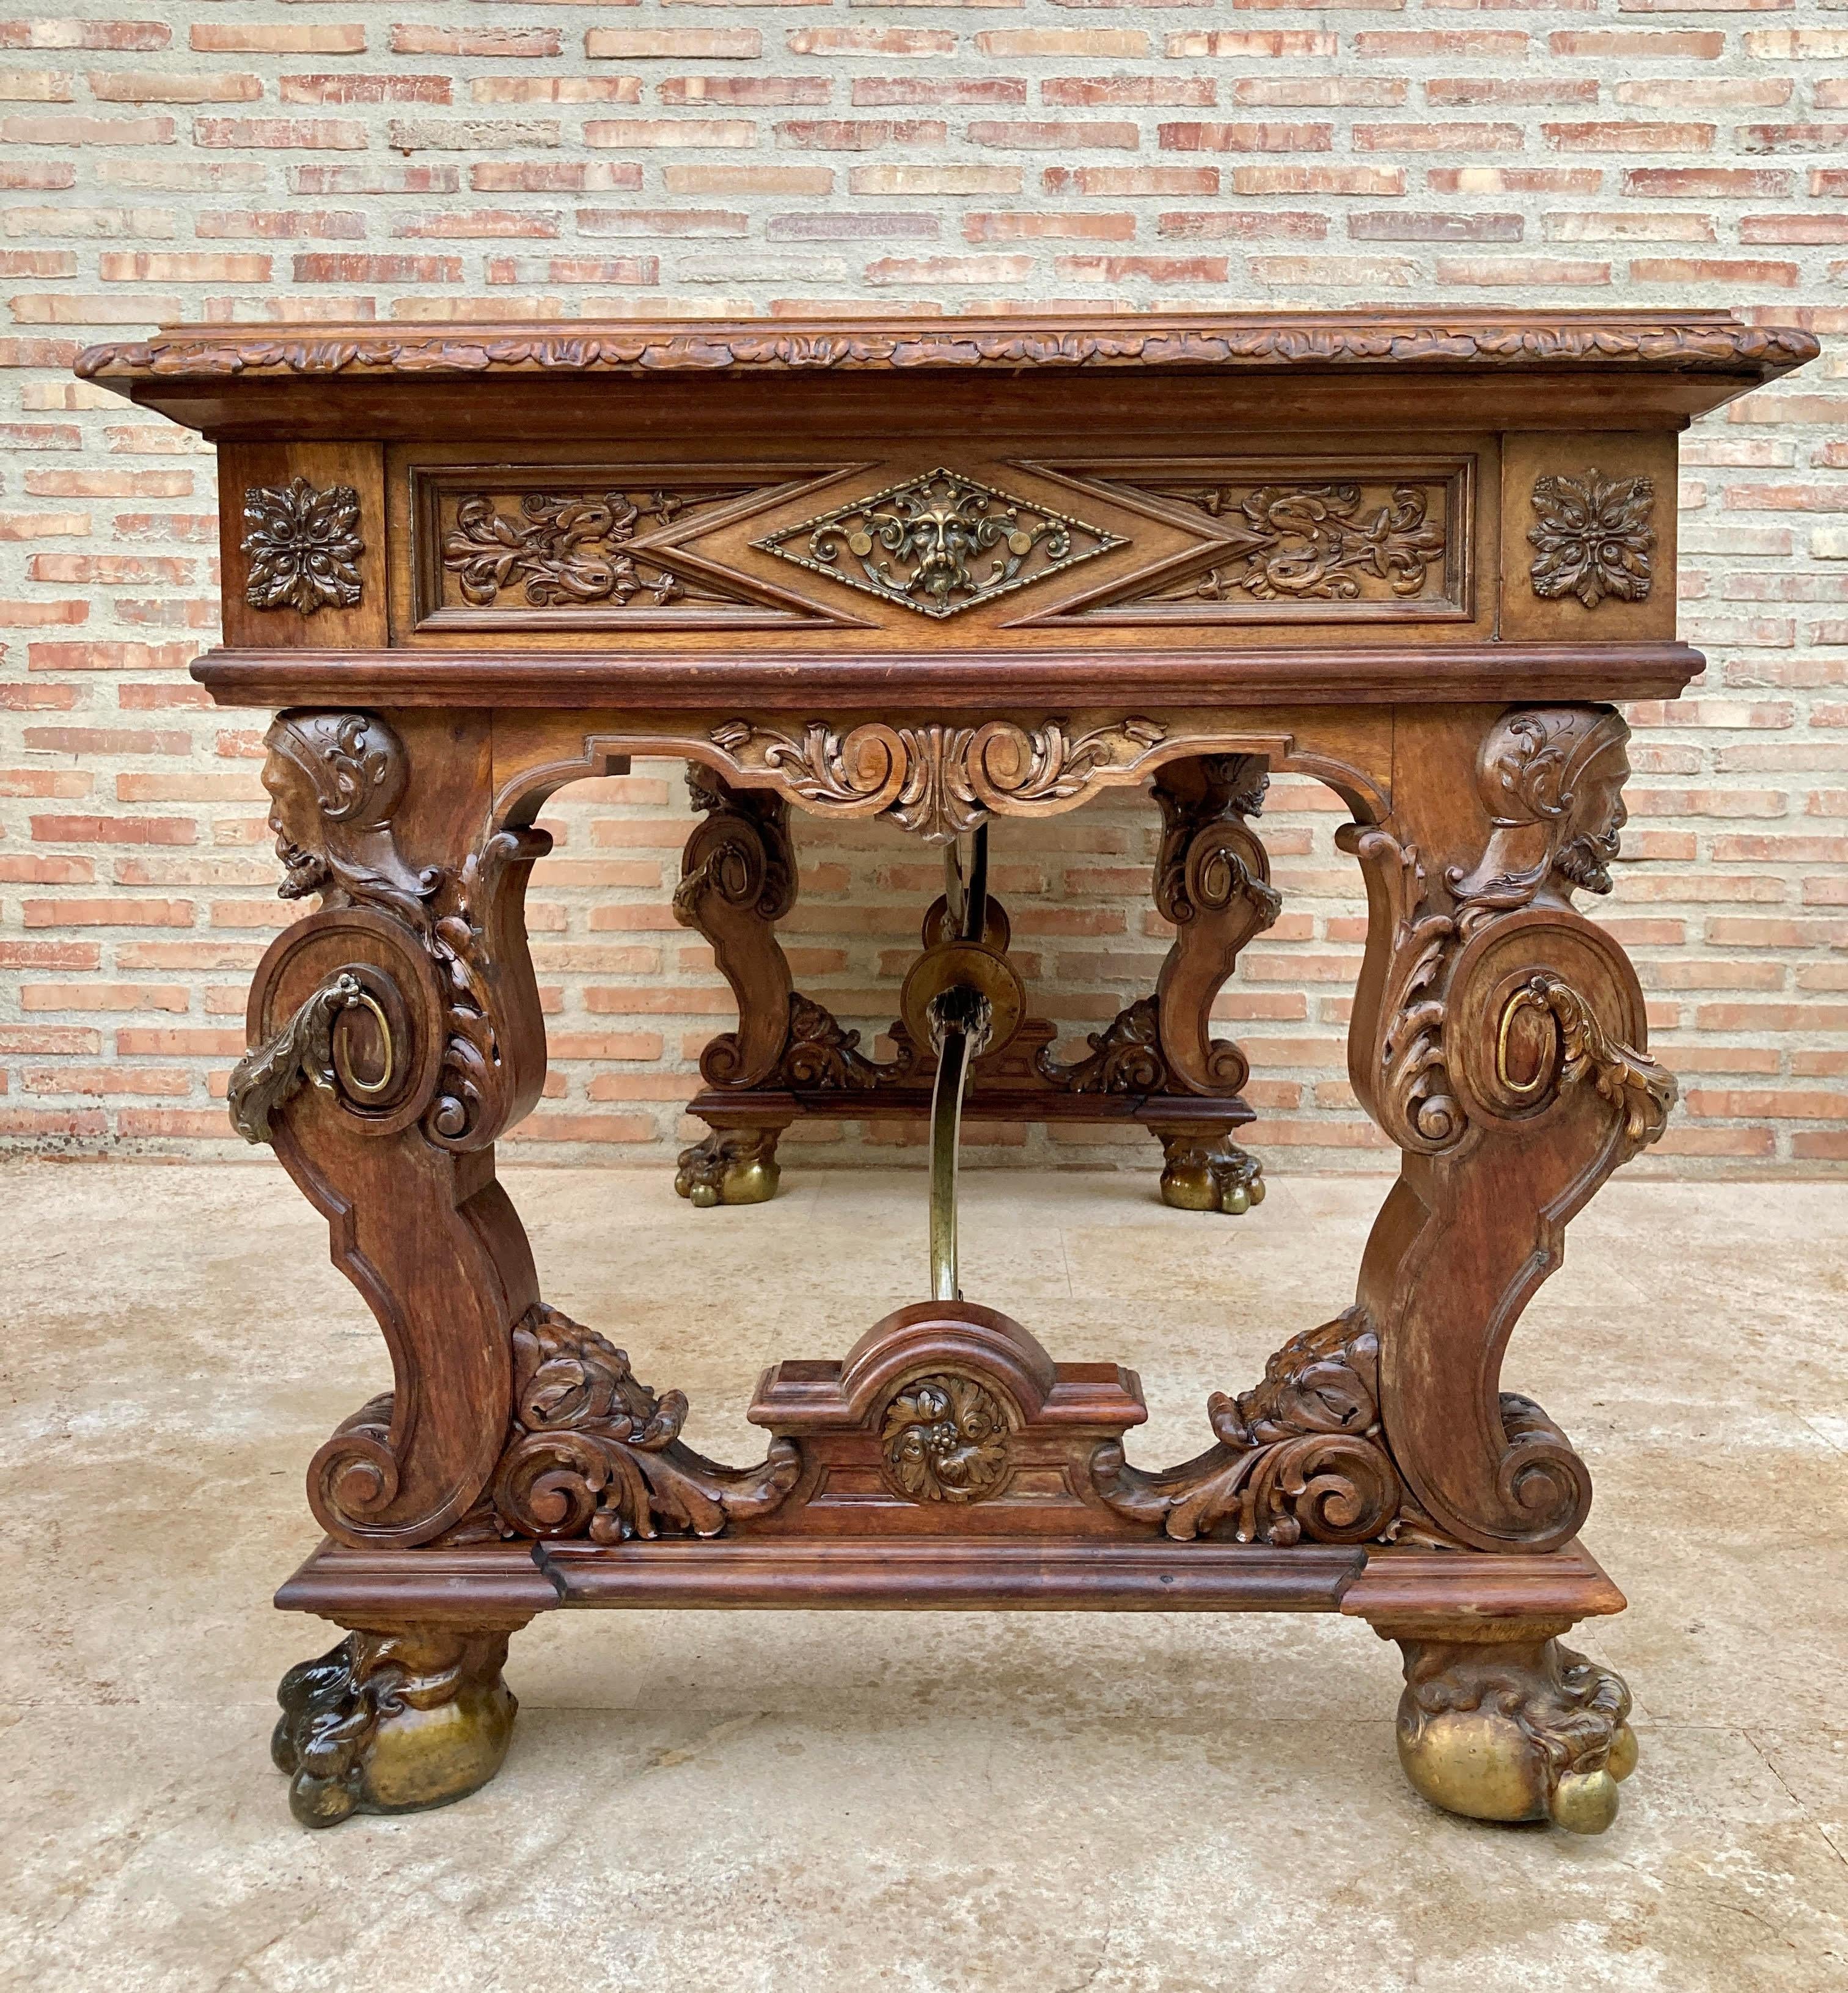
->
2, 1, 1845, 1177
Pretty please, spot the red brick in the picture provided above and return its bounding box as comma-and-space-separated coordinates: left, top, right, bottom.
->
194, 117, 367, 150
280, 74, 452, 108
777, 119, 948, 151
0, 1108, 109, 1139
392, 27, 560, 59
1551, 29, 1725, 55
1354, 122, 1524, 152
1624, 167, 1793, 196
1162, 122, 1332, 153
193, 26, 364, 55
1740, 125, 1848, 155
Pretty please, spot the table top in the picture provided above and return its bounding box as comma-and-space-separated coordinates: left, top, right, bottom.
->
74, 310, 1819, 715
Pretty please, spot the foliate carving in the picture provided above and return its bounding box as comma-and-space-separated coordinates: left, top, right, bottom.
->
708, 714, 1165, 844
880, 1373, 1012, 1504
1035, 991, 1249, 1099
1343, 706, 1634, 1156
441, 488, 753, 609
260, 709, 548, 1148
1038, 995, 1168, 1095
483, 1303, 799, 1543
776, 992, 907, 1090
1530, 470, 1655, 610
1093, 1308, 1406, 1546
1136, 483, 1446, 603
1499, 973, 1677, 1156
754, 467, 1124, 618
81, 318, 1821, 381
228, 967, 372, 1144
241, 477, 363, 615
272, 1627, 515, 1829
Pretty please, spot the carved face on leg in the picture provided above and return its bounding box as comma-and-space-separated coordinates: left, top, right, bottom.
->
260, 710, 429, 921
261, 739, 332, 900
1553, 736, 1630, 896
1456, 707, 1632, 909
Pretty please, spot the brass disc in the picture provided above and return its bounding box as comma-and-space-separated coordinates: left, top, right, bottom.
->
900, 942, 1025, 1059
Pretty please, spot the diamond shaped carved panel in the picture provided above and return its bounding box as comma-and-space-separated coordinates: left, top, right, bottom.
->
752, 466, 1127, 620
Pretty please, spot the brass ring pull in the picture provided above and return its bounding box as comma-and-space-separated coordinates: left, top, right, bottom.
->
334, 986, 396, 1099
1496, 976, 1559, 1100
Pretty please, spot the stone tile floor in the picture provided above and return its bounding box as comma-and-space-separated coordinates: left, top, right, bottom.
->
1, 1159, 1844, 1991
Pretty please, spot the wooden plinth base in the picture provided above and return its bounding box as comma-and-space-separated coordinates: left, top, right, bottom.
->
686, 1085, 1257, 1135
278, 1536, 1625, 1623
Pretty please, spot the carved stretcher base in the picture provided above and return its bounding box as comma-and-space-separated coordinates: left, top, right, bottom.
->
275, 1538, 1629, 1823
679, 1087, 1261, 1212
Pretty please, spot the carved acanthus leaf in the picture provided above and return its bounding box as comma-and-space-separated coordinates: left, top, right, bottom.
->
1501, 973, 1678, 1156
227, 969, 365, 1144
1035, 991, 1252, 1099
1038, 995, 1168, 1095
1131, 481, 1446, 604
477, 1304, 800, 1544
1093, 1308, 1409, 1546
441, 488, 754, 610
880, 1373, 1012, 1504
776, 992, 909, 1090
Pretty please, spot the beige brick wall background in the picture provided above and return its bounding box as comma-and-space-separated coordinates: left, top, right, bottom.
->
2, 0, 1845, 1177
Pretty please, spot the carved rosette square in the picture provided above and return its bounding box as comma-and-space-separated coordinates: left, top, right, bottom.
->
754, 467, 1126, 619
241, 477, 364, 616
1528, 470, 1654, 610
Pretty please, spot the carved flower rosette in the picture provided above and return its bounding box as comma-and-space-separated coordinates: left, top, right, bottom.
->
1529, 470, 1654, 610
241, 477, 364, 615
880, 1372, 1013, 1504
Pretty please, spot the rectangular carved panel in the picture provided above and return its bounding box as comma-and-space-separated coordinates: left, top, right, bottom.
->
1025, 455, 1476, 627
408, 463, 862, 631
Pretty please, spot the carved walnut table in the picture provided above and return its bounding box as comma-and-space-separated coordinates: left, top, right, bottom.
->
78, 311, 1816, 1834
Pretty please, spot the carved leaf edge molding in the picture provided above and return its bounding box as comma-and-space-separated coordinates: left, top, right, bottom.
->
80, 320, 1820, 379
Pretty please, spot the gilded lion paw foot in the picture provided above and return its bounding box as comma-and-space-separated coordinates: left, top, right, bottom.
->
272, 1625, 519, 1827
675, 1127, 782, 1207
1154, 1128, 1266, 1215
1391, 1630, 1637, 1834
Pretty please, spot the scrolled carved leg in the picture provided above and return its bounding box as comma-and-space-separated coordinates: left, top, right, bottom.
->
272, 1622, 525, 1828
1150, 753, 1279, 1100
1383, 1624, 1637, 1834
1150, 1121, 1266, 1215
243, 709, 552, 1548
674, 762, 798, 1093
1035, 757, 1275, 1207
675, 1121, 787, 1208
1338, 704, 1676, 1551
